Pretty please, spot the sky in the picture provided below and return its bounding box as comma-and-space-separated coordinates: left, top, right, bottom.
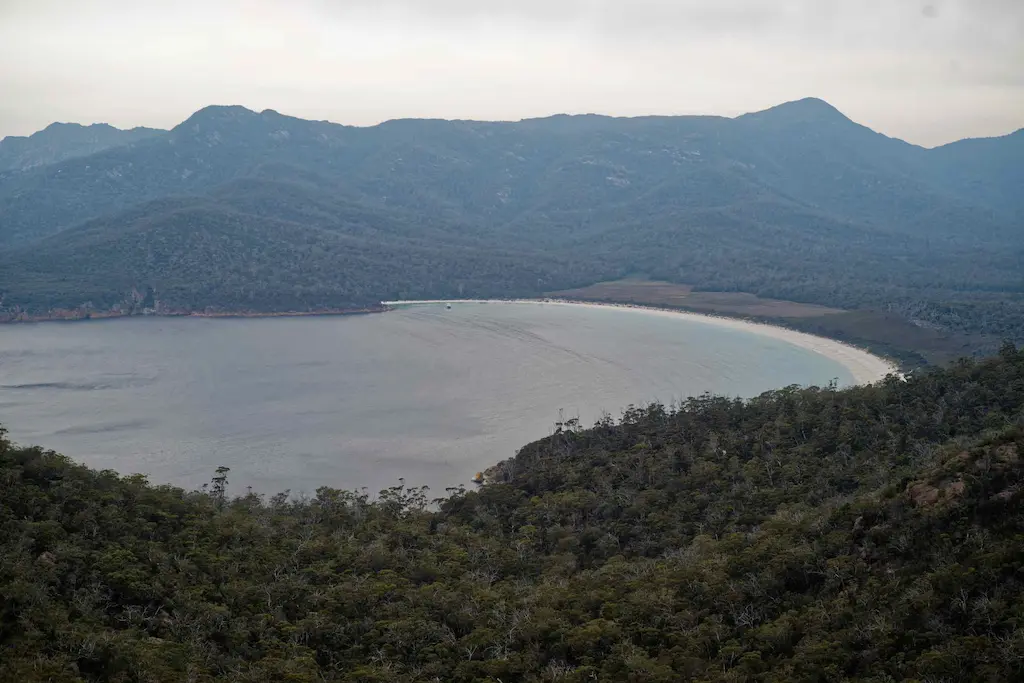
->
0, 0, 1021, 147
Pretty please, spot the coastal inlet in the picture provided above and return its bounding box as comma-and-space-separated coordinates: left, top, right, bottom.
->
0, 301, 886, 496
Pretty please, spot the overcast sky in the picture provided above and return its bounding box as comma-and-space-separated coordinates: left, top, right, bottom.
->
0, 0, 1020, 146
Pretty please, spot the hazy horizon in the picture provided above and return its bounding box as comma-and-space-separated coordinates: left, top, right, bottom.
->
2, 0, 1021, 147
4, 96, 1022, 149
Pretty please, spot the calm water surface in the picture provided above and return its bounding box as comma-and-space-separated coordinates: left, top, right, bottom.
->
0, 303, 852, 495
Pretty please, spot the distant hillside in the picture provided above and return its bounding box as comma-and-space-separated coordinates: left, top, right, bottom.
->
925, 128, 1024, 222
1, 100, 1018, 248
0, 122, 164, 173
0, 100, 1020, 349
2, 345, 1022, 681
0, 182, 604, 315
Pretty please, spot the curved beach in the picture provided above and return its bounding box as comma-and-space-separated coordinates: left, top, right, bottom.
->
383, 298, 899, 386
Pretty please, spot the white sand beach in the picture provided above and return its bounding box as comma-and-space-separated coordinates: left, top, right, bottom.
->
383, 299, 899, 386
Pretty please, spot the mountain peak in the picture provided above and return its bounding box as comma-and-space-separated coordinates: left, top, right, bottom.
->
43, 121, 116, 129
174, 105, 258, 131
41, 122, 83, 132
740, 97, 852, 126
783, 96, 845, 113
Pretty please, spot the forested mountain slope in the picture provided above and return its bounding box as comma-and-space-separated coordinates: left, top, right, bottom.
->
0, 166, 611, 314
2, 346, 1023, 681
0, 99, 1020, 344
1, 100, 1018, 248
0, 122, 163, 173
925, 128, 1024, 222
0, 191, 599, 314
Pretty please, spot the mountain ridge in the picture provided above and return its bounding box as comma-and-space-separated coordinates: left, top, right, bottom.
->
0, 98, 1020, 351
2, 98, 1017, 246
0, 121, 165, 172
13, 97, 1021, 142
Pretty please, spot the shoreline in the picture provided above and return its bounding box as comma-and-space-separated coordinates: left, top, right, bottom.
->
2, 297, 898, 385
383, 298, 901, 386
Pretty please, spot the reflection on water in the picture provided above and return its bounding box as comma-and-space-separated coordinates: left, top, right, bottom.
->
0, 303, 851, 495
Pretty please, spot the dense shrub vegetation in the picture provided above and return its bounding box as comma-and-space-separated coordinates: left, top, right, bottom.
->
3, 346, 1023, 681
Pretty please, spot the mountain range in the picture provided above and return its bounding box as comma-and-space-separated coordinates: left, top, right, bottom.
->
0, 98, 1020, 351
0, 122, 164, 173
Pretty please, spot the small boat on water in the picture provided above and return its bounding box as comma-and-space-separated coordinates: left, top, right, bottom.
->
446, 304, 452, 310
471, 471, 484, 484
